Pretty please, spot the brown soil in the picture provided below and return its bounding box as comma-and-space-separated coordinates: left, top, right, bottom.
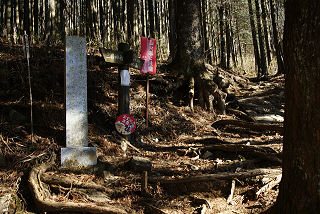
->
0, 39, 283, 213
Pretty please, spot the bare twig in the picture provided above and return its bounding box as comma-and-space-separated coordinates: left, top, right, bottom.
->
23, 31, 34, 143
256, 174, 282, 197
227, 180, 236, 204
0, 135, 13, 152
64, 182, 73, 199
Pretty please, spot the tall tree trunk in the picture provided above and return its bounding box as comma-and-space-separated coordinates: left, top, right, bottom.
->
168, 0, 177, 60
10, 0, 15, 42
148, 0, 154, 38
270, 1, 320, 213
99, 0, 104, 43
247, 0, 260, 74
225, 3, 231, 69
87, 0, 93, 38
141, 0, 146, 37
33, 0, 38, 37
121, 0, 126, 37
59, 0, 65, 40
127, 0, 134, 42
154, 0, 160, 37
44, 0, 50, 40
200, 0, 210, 63
0, 0, 3, 33
269, 0, 284, 75
172, 0, 204, 108
24, 0, 30, 35
236, 19, 243, 67
260, 0, 271, 65
255, 0, 268, 78
218, 2, 226, 69
230, 22, 237, 67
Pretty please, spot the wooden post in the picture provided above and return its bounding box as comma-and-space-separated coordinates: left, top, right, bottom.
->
118, 43, 130, 115
146, 75, 149, 127
141, 171, 148, 193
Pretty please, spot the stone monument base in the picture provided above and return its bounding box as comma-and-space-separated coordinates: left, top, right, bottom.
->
61, 147, 97, 169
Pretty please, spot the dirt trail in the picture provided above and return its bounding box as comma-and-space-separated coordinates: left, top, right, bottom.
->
0, 41, 283, 213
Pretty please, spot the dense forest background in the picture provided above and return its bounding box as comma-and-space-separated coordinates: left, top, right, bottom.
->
0, 0, 284, 74
1, 0, 320, 213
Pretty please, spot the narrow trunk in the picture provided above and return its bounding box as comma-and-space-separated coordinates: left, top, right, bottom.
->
33, 0, 38, 37
247, 0, 260, 74
225, 3, 231, 69
148, 0, 154, 38
260, 0, 271, 65
0, 0, 3, 32
255, 0, 268, 78
201, 0, 210, 63
230, 22, 237, 67
141, 0, 146, 37
127, 0, 134, 41
44, 0, 50, 40
218, 3, 226, 69
155, 0, 160, 37
236, 19, 243, 66
24, 0, 30, 35
269, 0, 284, 75
168, 0, 177, 60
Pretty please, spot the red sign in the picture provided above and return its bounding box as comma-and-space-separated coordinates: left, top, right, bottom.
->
115, 114, 136, 135
140, 37, 156, 75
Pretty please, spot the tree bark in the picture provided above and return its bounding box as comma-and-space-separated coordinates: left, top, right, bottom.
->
247, 0, 260, 74
171, 0, 209, 110
270, 0, 320, 213
33, 0, 38, 38
254, 0, 268, 79
201, 0, 210, 63
23, 0, 30, 35
127, 0, 134, 41
260, 0, 271, 65
269, 0, 284, 75
148, 0, 154, 38
225, 3, 231, 69
168, 0, 177, 60
218, 2, 226, 69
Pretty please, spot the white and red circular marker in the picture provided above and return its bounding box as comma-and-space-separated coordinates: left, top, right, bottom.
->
115, 114, 136, 135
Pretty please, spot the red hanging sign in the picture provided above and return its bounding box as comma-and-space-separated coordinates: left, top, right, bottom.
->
140, 37, 156, 75
115, 114, 136, 135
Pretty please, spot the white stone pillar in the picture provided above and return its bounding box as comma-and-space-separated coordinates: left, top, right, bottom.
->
61, 36, 97, 168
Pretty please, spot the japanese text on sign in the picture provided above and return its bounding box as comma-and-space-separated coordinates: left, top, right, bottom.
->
141, 37, 156, 75
115, 114, 136, 135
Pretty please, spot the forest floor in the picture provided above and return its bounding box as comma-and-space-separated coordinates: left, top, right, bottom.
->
0, 40, 284, 213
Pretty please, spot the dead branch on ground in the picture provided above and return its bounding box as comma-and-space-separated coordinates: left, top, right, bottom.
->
149, 168, 281, 184
203, 144, 282, 165
212, 119, 283, 134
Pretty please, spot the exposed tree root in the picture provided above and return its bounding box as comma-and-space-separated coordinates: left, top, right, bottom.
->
28, 154, 133, 213
212, 119, 283, 133
149, 168, 281, 184
41, 172, 112, 193
183, 136, 281, 164
226, 108, 256, 122
203, 144, 282, 165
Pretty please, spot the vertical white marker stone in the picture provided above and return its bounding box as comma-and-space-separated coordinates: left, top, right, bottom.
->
61, 36, 97, 168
